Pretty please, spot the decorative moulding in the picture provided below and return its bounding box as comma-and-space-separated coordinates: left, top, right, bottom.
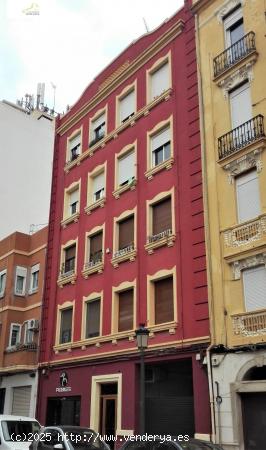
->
216, 0, 245, 24
232, 253, 266, 280
225, 148, 263, 184
218, 62, 255, 98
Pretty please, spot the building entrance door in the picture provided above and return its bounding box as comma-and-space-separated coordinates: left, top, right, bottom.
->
100, 384, 117, 449
242, 392, 266, 449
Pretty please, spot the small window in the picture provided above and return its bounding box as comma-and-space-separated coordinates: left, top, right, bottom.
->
24, 321, 34, 344
118, 289, 134, 332
92, 171, 105, 202
9, 324, 21, 347
85, 299, 101, 339
0, 270, 7, 297
15, 266, 27, 296
118, 150, 135, 187
152, 197, 172, 237
154, 276, 174, 325
150, 61, 170, 100
90, 113, 106, 145
151, 126, 171, 167
68, 133, 81, 162
62, 245, 76, 275
243, 266, 266, 312
29, 264, 40, 293
69, 188, 79, 216
59, 308, 73, 344
224, 6, 244, 47
88, 231, 103, 265
119, 89, 135, 124
118, 216, 134, 251
236, 170, 260, 223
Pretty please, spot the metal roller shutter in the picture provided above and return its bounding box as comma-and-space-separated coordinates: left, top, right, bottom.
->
12, 386, 31, 416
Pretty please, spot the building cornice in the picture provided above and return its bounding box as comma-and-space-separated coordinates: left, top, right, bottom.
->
191, 0, 213, 14
0, 365, 37, 374
0, 244, 46, 261
0, 302, 41, 312
56, 19, 185, 136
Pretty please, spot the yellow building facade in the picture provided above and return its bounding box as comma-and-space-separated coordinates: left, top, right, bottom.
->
192, 0, 266, 449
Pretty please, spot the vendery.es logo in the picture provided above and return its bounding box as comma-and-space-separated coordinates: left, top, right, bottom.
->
22, 2, 40, 16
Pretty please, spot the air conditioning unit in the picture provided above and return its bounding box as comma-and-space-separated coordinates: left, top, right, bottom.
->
28, 319, 39, 331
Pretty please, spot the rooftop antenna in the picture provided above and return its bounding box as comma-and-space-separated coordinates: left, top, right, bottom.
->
37, 82, 45, 109
143, 17, 149, 33
51, 82, 56, 111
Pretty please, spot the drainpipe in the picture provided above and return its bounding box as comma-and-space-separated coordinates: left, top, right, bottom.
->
194, 12, 217, 443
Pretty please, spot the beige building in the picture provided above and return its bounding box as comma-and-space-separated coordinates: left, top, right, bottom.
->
192, 0, 266, 449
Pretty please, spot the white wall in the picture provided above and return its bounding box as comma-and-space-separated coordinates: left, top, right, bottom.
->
1, 371, 39, 418
0, 101, 54, 239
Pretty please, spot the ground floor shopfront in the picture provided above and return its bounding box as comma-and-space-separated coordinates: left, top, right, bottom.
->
37, 350, 211, 441
0, 370, 38, 416
211, 347, 266, 450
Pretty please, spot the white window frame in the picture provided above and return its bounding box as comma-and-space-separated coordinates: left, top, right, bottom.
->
29, 264, 40, 294
90, 111, 106, 145
117, 149, 135, 187
223, 5, 243, 48
9, 323, 21, 347
0, 269, 7, 298
68, 187, 79, 216
67, 131, 82, 162
92, 171, 105, 203
119, 89, 135, 124
24, 321, 34, 344
151, 125, 171, 168
15, 266, 27, 296
229, 81, 252, 130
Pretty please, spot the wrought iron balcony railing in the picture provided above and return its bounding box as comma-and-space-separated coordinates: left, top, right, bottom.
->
213, 31, 256, 78
147, 228, 172, 244
113, 243, 134, 259
218, 115, 265, 160
84, 251, 103, 269
60, 259, 75, 277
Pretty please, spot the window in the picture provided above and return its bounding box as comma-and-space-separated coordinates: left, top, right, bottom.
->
152, 197, 172, 237
243, 266, 266, 311
150, 61, 170, 100
90, 112, 106, 145
151, 126, 171, 167
224, 6, 244, 48
15, 266, 27, 296
9, 324, 21, 347
92, 171, 105, 202
85, 299, 101, 339
154, 276, 174, 325
68, 132, 81, 162
63, 245, 76, 274
118, 289, 134, 332
59, 308, 73, 344
236, 170, 260, 223
88, 231, 103, 265
119, 89, 135, 124
117, 150, 135, 187
229, 82, 252, 129
118, 215, 134, 252
0, 269, 7, 297
24, 321, 34, 344
69, 188, 79, 216
29, 264, 39, 293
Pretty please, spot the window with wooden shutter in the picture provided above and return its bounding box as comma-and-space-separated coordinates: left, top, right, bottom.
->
60, 308, 73, 343
154, 276, 174, 325
69, 188, 79, 215
118, 289, 134, 332
152, 197, 172, 236
69, 133, 81, 161
89, 232, 103, 263
86, 299, 100, 338
151, 61, 169, 99
243, 266, 266, 311
92, 172, 105, 202
236, 170, 260, 223
64, 245, 76, 273
118, 216, 134, 250
119, 90, 135, 123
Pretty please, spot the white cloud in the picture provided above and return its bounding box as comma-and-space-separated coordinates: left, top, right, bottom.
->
3, 0, 184, 112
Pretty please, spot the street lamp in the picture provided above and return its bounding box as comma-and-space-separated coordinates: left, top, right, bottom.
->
135, 324, 149, 435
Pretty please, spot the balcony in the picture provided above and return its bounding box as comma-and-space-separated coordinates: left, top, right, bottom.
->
223, 214, 266, 258
82, 252, 104, 278
218, 115, 265, 160
213, 31, 256, 78
111, 244, 136, 267
232, 310, 266, 338
145, 229, 175, 254
57, 261, 77, 287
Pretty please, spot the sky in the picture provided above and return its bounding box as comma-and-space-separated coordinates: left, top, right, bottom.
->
0, 0, 184, 114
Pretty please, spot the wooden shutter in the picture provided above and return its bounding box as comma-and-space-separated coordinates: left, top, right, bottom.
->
151, 62, 169, 99
152, 197, 172, 235
236, 170, 260, 222
90, 232, 103, 259
86, 299, 100, 338
118, 289, 133, 332
12, 386, 31, 416
60, 308, 72, 343
65, 245, 76, 260
243, 266, 266, 311
119, 216, 134, 250
230, 82, 252, 128
154, 277, 174, 325
120, 90, 135, 122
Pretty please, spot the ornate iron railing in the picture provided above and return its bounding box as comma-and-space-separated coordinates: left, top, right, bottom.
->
218, 115, 265, 160
147, 228, 172, 244
84, 251, 103, 269
213, 31, 256, 78
113, 243, 134, 259
60, 259, 75, 277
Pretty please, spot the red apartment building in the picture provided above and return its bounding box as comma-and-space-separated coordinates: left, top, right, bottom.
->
37, 0, 211, 440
